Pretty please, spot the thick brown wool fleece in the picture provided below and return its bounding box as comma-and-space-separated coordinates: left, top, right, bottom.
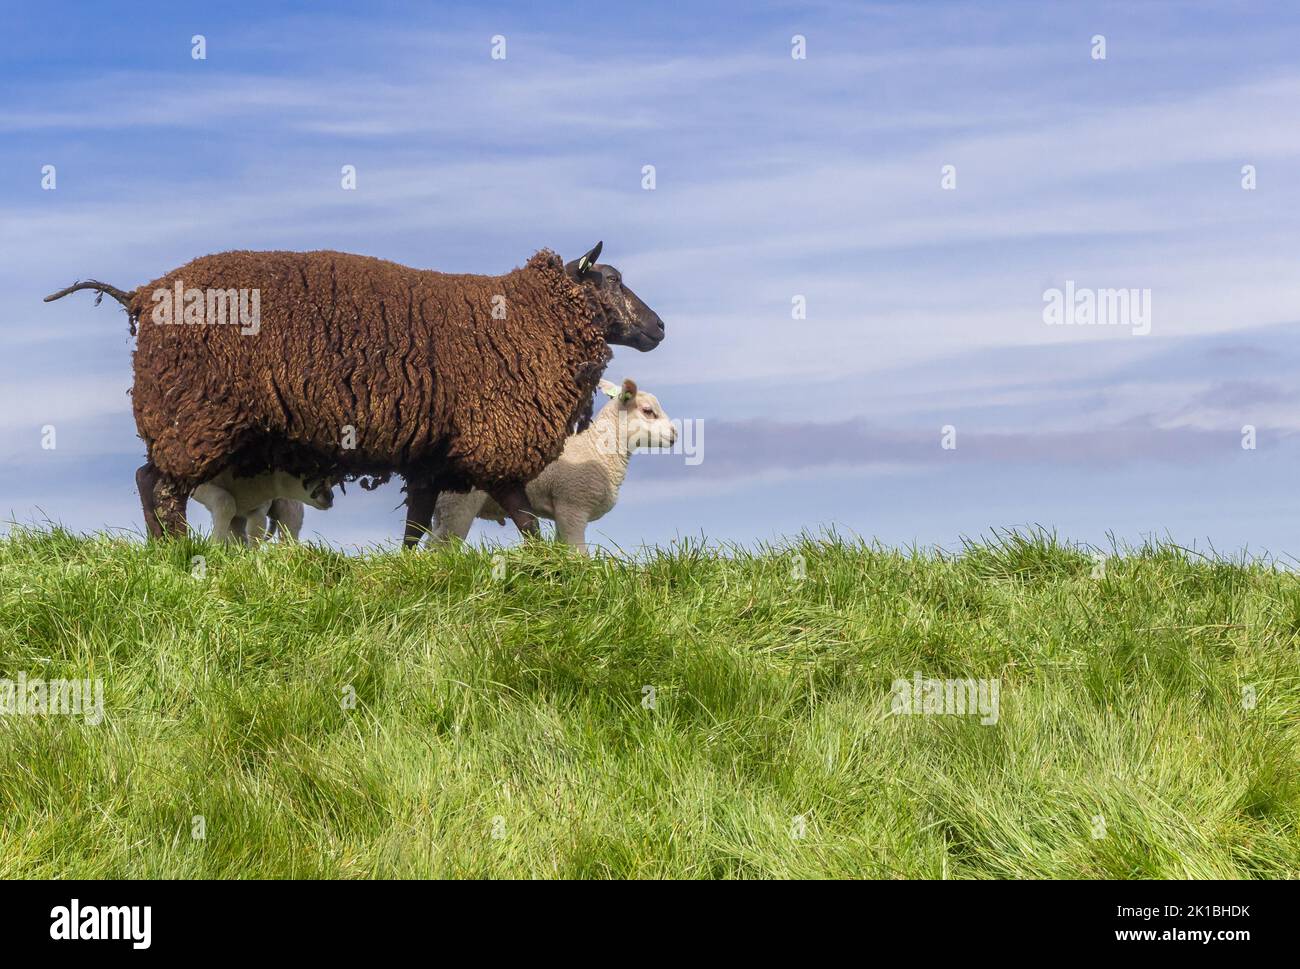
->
128, 249, 611, 491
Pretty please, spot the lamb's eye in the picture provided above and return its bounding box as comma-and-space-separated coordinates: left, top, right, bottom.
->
641, 407, 655, 416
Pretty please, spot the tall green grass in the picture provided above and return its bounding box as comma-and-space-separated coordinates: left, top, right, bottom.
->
0, 528, 1296, 878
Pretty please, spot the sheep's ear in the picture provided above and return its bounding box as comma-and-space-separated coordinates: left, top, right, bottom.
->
598, 379, 620, 398
619, 378, 637, 403
576, 241, 603, 274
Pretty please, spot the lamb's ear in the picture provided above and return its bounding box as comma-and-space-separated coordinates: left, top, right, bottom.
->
576, 241, 603, 274
619, 378, 637, 404
598, 379, 620, 398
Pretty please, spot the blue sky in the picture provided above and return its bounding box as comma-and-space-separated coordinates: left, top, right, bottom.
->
6, 1, 1300, 554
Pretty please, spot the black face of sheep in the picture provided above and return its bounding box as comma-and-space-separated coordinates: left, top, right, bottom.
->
564, 242, 665, 352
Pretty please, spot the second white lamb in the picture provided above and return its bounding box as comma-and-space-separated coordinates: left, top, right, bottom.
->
191, 469, 334, 544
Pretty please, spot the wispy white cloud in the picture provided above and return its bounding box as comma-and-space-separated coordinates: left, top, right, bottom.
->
8, 37, 1300, 386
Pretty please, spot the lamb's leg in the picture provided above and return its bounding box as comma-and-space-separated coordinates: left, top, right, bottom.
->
230, 515, 250, 545
403, 477, 439, 549
206, 492, 238, 542
269, 498, 304, 541
489, 483, 540, 538
434, 491, 488, 542
243, 504, 271, 545
553, 504, 590, 555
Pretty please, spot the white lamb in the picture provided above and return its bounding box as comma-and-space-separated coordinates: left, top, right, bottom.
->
428, 378, 676, 552
191, 470, 334, 544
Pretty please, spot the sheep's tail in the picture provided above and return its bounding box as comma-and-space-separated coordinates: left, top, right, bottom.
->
44, 280, 139, 334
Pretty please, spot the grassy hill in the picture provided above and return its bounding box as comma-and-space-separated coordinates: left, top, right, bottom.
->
0, 528, 1296, 878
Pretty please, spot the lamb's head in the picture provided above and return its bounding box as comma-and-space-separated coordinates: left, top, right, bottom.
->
598, 378, 677, 451
305, 477, 336, 511
274, 472, 336, 511
565, 242, 664, 352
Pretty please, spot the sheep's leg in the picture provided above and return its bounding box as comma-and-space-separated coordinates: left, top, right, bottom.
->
553, 504, 590, 554
157, 486, 189, 537
151, 468, 189, 535
137, 463, 187, 539
489, 484, 540, 538
403, 477, 438, 549
136, 464, 164, 540
230, 515, 250, 545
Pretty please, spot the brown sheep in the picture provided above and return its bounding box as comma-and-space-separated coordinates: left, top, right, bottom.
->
45, 243, 664, 540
